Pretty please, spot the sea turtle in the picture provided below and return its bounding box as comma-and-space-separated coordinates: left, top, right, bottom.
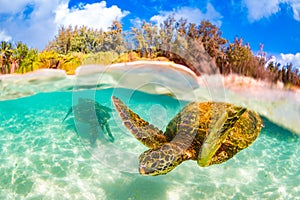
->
112, 96, 263, 176
63, 98, 114, 143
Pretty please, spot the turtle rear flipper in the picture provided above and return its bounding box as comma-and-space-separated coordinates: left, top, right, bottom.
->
99, 123, 115, 142
112, 96, 167, 149
63, 107, 73, 122
198, 106, 247, 167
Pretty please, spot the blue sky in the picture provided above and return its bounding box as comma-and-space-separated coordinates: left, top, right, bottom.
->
0, 0, 300, 67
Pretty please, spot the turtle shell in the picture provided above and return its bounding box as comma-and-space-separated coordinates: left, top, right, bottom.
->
73, 98, 112, 124
163, 102, 262, 166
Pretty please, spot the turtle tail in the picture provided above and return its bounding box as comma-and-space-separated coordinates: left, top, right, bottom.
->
112, 96, 167, 149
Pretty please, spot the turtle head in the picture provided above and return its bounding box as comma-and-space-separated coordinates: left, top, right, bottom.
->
138, 143, 189, 176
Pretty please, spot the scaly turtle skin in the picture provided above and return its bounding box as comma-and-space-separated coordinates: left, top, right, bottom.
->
64, 98, 114, 143
112, 96, 263, 176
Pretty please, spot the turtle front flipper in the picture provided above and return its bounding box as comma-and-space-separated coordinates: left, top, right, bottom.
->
198, 106, 247, 167
99, 104, 113, 113
112, 96, 167, 149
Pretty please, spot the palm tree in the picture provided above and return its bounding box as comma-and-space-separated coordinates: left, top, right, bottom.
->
0, 41, 13, 74
11, 41, 29, 73
17, 48, 38, 73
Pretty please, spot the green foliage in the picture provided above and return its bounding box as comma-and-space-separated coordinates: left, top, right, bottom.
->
16, 48, 38, 73
46, 21, 126, 54
33, 50, 61, 69
220, 38, 256, 75
82, 51, 118, 65
60, 53, 84, 75
0, 41, 39, 74
112, 51, 169, 63
0, 41, 13, 74
266, 62, 300, 87
1, 17, 300, 87
32, 51, 83, 74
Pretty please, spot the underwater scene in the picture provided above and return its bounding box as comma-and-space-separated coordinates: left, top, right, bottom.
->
1, 0, 300, 198
0, 87, 299, 199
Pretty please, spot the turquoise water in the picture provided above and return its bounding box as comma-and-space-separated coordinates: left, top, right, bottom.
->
0, 88, 299, 199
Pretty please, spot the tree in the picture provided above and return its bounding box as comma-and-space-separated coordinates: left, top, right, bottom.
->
198, 20, 227, 59
45, 26, 73, 54
11, 41, 29, 73
0, 41, 13, 74
108, 21, 126, 53
38, 16, 300, 87
34, 50, 62, 69
131, 23, 149, 57
16, 48, 38, 73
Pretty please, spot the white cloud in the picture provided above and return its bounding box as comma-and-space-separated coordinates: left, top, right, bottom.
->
0, 0, 128, 50
0, 0, 67, 49
0, 30, 12, 41
279, 53, 300, 67
130, 17, 144, 28
266, 53, 300, 70
54, 1, 129, 31
243, 0, 300, 21
150, 3, 223, 27
291, 1, 300, 20
0, 0, 30, 14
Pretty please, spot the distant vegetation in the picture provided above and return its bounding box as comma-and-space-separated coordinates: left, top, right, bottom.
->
0, 16, 299, 87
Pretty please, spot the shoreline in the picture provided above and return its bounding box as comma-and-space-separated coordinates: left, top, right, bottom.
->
2, 60, 299, 92
0, 61, 299, 135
